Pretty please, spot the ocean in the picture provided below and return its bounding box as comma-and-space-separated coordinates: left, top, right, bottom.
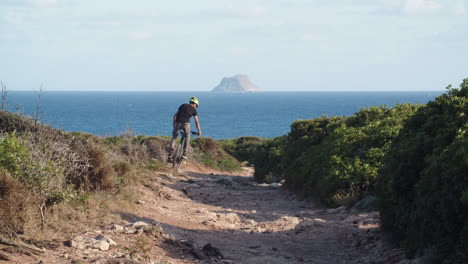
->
5, 91, 443, 139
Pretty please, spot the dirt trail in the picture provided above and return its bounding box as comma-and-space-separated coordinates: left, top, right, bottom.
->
132, 166, 405, 264
0, 166, 411, 264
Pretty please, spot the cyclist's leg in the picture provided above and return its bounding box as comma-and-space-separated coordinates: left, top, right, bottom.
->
182, 122, 191, 156
169, 122, 182, 155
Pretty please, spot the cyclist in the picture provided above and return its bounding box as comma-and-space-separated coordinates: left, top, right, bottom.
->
168, 97, 202, 162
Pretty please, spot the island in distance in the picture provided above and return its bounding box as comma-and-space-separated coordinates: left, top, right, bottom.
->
211, 74, 261, 93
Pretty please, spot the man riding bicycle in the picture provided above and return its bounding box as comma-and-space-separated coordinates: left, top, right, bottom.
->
168, 97, 202, 162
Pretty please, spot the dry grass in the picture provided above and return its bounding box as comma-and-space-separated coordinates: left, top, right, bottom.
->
87, 145, 115, 190
0, 170, 40, 238
142, 137, 170, 161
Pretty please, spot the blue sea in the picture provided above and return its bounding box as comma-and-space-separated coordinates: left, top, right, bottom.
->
6, 91, 443, 139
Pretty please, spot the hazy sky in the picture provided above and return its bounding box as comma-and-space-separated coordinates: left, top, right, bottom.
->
1, 0, 467, 91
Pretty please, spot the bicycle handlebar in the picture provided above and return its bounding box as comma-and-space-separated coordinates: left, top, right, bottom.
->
179, 131, 199, 136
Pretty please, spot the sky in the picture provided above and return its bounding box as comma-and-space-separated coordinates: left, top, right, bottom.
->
1, 0, 467, 91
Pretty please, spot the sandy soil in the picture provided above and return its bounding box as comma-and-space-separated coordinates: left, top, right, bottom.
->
0, 165, 413, 264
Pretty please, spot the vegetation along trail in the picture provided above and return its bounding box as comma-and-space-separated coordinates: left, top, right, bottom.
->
0, 164, 412, 264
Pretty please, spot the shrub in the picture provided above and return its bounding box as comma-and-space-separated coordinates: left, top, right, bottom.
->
378, 79, 468, 262
192, 137, 242, 172
0, 169, 40, 237
0, 131, 29, 178
252, 116, 346, 183
87, 145, 114, 190
0, 113, 103, 237
141, 136, 170, 161
220, 136, 266, 164
314, 104, 419, 204
249, 103, 420, 205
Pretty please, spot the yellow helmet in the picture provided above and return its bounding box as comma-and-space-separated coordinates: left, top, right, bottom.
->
189, 96, 199, 106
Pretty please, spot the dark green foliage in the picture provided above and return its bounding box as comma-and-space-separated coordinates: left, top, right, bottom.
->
220, 136, 266, 164
252, 116, 347, 183
378, 79, 468, 262
251, 136, 287, 182
251, 104, 420, 200
285, 104, 420, 205
289, 116, 346, 143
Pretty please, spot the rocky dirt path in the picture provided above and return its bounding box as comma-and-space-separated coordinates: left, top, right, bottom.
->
150, 167, 392, 264
0, 166, 412, 264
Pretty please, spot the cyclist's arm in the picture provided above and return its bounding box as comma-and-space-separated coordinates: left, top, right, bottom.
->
173, 111, 178, 124
194, 115, 202, 136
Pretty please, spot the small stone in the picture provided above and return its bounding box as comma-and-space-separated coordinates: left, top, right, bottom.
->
203, 243, 223, 258
95, 235, 117, 246
111, 224, 124, 231
94, 240, 110, 251
190, 248, 206, 260
124, 228, 137, 234
195, 208, 209, 214
216, 213, 241, 223
244, 219, 256, 225
132, 221, 150, 229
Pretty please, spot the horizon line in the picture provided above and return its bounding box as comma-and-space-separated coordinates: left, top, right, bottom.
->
6, 89, 446, 92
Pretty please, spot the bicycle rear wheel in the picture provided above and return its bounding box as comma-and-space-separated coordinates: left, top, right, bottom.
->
172, 137, 185, 169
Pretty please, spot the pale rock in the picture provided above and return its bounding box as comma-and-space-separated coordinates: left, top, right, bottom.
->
96, 235, 118, 246
111, 224, 124, 231
131, 221, 149, 229
280, 216, 300, 225
93, 240, 110, 251
216, 213, 241, 223
244, 219, 256, 225
195, 208, 209, 214
124, 228, 137, 234
68, 236, 112, 251
313, 218, 327, 224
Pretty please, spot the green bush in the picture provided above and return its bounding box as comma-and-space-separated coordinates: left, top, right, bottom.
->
0, 131, 29, 178
220, 136, 266, 164
282, 104, 420, 204
252, 116, 347, 184
378, 79, 468, 262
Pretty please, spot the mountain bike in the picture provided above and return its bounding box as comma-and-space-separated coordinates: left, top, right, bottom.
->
173, 131, 198, 169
